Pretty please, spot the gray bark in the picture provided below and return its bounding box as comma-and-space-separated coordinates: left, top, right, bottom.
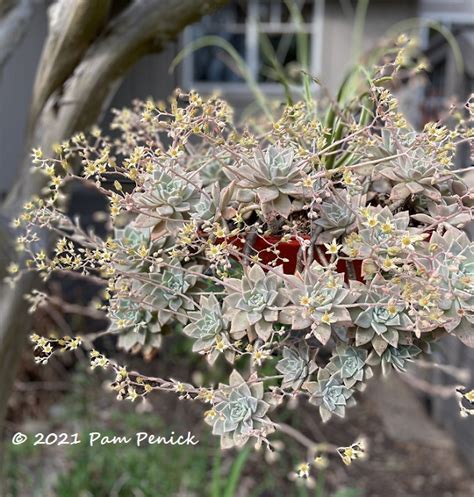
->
0, 0, 228, 470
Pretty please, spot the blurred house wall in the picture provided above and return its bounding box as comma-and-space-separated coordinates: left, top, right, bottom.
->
420, 0, 474, 21
322, 0, 417, 91
0, 6, 47, 200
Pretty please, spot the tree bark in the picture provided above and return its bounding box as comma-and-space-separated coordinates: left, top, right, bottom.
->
0, 0, 228, 469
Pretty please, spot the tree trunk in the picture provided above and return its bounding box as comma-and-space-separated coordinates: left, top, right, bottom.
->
0, 0, 228, 469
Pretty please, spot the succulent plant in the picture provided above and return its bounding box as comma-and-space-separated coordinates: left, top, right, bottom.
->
206, 370, 274, 448
344, 206, 421, 263
191, 182, 235, 223
276, 344, 317, 390
306, 369, 356, 422
193, 155, 231, 188
108, 296, 162, 351
314, 193, 362, 243
113, 224, 169, 273
418, 227, 474, 345
223, 264, 289, 341
183, 294, 227, 354
232, 145, 306, 218
368, 344, 422, 375
136, 260, 202, 327
379, 156, 449, 202
411, 201, 472, 229
351, 276, 413, 355
281, 262, 357, 344
327, 344, 372, 389
135, 165, 201, 233
23, 84, 474, 462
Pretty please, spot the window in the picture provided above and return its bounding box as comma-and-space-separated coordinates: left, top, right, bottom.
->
181, 0, 325, 93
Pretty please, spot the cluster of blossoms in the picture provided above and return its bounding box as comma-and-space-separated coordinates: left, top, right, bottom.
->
14, 62, 474, 465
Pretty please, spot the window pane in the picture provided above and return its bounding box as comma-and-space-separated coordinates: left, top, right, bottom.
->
258, 33, 310, 83
192, 32, 246, 83
190, 1, 249, 83
258, 0, 315, 25
202, 0, 248, 27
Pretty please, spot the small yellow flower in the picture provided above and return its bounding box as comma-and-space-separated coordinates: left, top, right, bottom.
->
299, 295, 312, 306
365, 215, 379, 228
359, 207, 371, 218
302, 176, 314, 188
127, 387, 139, 402
418, 295, 431, 308
321, 311, 336, 325
253, 349, 270, 366
400, 233, 415, 250
386, 302, 398, 315
205, 408, 217, 419
215, 337, 226, 352
342, 170, 355, 185
50, 176, 62, 188
382, 257, 395, 271
7, 262, 19, 274
337, 439, 367, 465
381, 221, 394, 234
138, 245, 149, 258
175, 382, 185, 393
207, 244, 222, 258
465, 390, 474, 403
324, 239, 342, 255
313, 455, 328, 469
214, 227, 226, 238
32, 148, 43, 161
296, 462, 310, 479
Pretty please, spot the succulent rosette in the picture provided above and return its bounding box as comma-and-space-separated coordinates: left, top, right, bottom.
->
306, 369, 356, 423
223, 264, 289, 341
136, 260, 202, 327
351, 275, 413, 355
281, 262, 357, 344
276, 344, 317, 390
206, 370, 274, 448
232, 145, 307, 218
183, 294, 228, 362
417, 227, 474, 345
327, 344, 372, 389
135, 164, 201, 233
368, 344, 422, 375
376, 130, 453, 202
108, 296, 162, 352
113, 225, 152, 270
314, 193, 362, 243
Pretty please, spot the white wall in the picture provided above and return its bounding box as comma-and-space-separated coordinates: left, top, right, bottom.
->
0, 6, 47, 197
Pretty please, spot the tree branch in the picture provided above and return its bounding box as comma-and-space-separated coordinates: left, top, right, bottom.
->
29, 0, 112, 128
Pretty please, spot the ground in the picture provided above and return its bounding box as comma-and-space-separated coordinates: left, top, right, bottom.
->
3, 348, 474, 497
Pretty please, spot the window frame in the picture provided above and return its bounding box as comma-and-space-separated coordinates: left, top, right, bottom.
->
180, 0, 326, 96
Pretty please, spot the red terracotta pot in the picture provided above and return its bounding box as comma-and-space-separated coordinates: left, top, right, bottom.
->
223, 233, 363, 280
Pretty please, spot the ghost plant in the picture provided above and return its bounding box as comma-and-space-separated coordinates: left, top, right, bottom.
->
14, 48, 474, 473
